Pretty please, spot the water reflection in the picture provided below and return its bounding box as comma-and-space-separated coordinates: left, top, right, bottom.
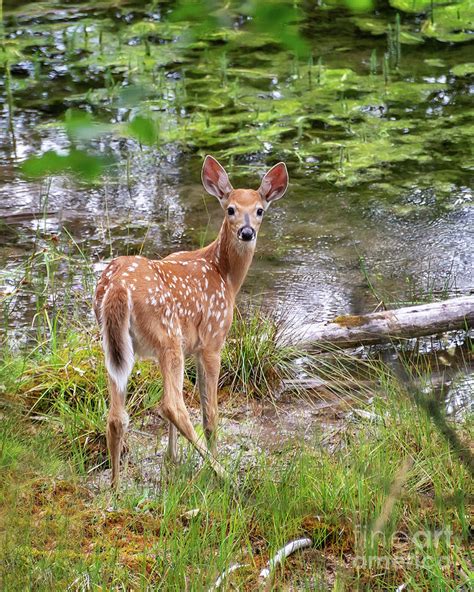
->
1, 158, 473, 332
0, 0, 472, 352
445, 374, 474, 417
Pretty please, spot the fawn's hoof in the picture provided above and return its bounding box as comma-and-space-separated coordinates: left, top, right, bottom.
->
211, 459, 229, 481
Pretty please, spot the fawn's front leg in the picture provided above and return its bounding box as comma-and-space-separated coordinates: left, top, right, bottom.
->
197, 350, 221, 456
166, 422, 178, 464
159, 344, 226, 477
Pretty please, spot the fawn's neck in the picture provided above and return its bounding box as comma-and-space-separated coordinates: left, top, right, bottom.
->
204, 220, 256, 297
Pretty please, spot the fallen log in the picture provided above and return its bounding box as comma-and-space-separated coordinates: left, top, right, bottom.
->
294, 295, 474, 350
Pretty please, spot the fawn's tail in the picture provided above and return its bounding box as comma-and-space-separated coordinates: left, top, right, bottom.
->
100, 286, 134, 393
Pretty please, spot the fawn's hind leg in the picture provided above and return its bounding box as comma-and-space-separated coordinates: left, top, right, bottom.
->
106, 377, 129, 489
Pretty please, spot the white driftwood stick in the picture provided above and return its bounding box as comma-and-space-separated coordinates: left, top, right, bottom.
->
294, 296, 474, 349
259, 538, 312, 580
209, 563, 247, 590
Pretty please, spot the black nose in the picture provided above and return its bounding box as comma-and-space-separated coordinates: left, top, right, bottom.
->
238, 226, 255, 242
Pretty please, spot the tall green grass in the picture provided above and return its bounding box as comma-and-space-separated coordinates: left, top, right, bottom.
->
220, 306, 299, 399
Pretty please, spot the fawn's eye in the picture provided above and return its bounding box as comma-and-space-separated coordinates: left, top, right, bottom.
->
227, 206, 235, 216
256, 208, 264, 217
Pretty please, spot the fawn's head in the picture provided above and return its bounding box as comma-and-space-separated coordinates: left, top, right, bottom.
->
202, 155, 288, 244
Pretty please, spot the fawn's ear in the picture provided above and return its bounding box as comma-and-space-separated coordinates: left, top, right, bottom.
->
258, 162, 288, 206
202, 155, 233, 204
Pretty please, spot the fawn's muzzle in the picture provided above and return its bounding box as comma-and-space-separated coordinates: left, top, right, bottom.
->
238, 226, 256, 242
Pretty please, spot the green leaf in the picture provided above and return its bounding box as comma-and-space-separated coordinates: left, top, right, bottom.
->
128, 116, 160, 145
64, 109, 112, 141
21, 150, 108, 181
21, 151, 65, 177
169, 0, 230, 38
247, 1, 310, 57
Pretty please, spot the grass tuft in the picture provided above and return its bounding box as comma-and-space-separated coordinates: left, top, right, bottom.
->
220, 306, 299, 399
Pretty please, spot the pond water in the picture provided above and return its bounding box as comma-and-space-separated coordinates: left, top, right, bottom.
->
0, 0, 472, 345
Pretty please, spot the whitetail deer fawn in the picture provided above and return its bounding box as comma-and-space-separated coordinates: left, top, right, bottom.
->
94, 156, 288, 487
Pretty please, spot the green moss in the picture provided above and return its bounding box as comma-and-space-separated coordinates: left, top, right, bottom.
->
451, 62, 474, 77
333, 314, 367, 327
